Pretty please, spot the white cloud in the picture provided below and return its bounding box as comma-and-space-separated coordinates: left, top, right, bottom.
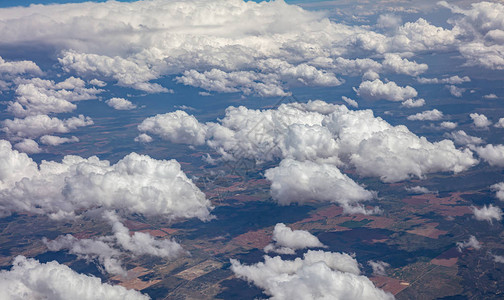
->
416, 75, 470, 84
13, 139, 41, 154
104, 211, 185, 259
0, 256, 149, 300
134, 133, 153, 143
401, 98, 425, 108
264, 159, 376, 214
39, 135, 79, 146
138, 110, 208, 146
494, 255, 504, 263
44, 234, 126, 276
341, 96, 358, 108
89, 78, 107, 87
470, 113, 492, 128
0, 140, 213, 220
382, 53, 428, 76
405, 186, 436, 194
472, 204, 503, 224
440, 121, 458, 129
491, 182, 504, 201
445, 130, 483, 146
2, 114, 93, 139
483, 93, 498, 99
7, 77, 102, 117
456, 235, 481, 252
264, 223, 326, 255
407, 109, 444, 121
106, 97, 137, 110
0, 56, 42, 80
230, 250, 394, 300
446, 85, 465, 97
494, 118, 504, 128
140, 100, 477, 183
475, 144, 504, 167
355, 79, 417, 102
368, 260, 390, 276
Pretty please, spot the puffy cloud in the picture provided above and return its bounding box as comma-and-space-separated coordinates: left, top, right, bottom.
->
0, 56, 42, 81
134, 134, 153, 143
230, 250, 394, 300
491, 182, 504, 201
474, 144, 504, 167
494, 118, 504, 128
39, 135, 79, 146
456, 235, 481, 252
106, 97, 137, 110
7, 77, 102, 117
264, 223, 326, 255
405, 186, 436, 194
13, 139, 41, 154
440, 121, 458, 129
341, 96, 358, 108
401, 98, 425, 108
0, 256, 149, 300
140, 100, 477, 183
138, 110, 208, 146
104, 211, 185, 259
446, 85, 465, 97
368, 260, 390, 276
444, 130, 483, 146
483, 93, 498, 99
45, 211, 186, 275
470, 113, 492, 128
2, 114, 93, 139
264, 159, 375, 214
494, 255, 504, 263
472, 204, 503, 224
407, 109, 443, 121
381, 53, 428, 76
44, 234, 126, 276
355, 79, 417, 102
0, 140, 212, 220
416, 75, 470, 84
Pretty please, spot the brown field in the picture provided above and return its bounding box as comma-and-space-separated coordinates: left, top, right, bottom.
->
174, 260, 223, 281
231, 229, 271, 249
370, 275, 410, 295
407, 223, 448, 239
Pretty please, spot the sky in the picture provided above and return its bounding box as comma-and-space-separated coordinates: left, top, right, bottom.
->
0, 0, 504, 299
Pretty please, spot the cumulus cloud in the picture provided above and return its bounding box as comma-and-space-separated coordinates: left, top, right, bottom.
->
405, 186, 436, 194
231, 250, 394, 300
401, 98, 425, 108
475, 144, 504, 167
39, 135, 79, 146
138, 110, 207, 145
45, 211, 186, 275
491, 182, 504, 201
445, 130, 483, 146
134, 133, 153, 143
7, 77, 102, 117
264, 223, 326, 255
355, 79, 417, 102
494, 118, 504, 128
13, 139, 41, 154
368, 260, 390, 276
2, 114, 93, 139
416, 75, 470, 84
0, 256, 149, 300
472, 204, 503, 224
0, 140, 212, 220
456, 235, 481, 252
484, 93, 498, 99
106, 97, 137, 110
440, 121, 458, 129
470, 113, 492, 128
264, 159, 376, 214
446, 85, 465, 97
407, 109, 444, 121
341, 96, 358, 108
382, 53, 428, 76
140, 100, 477, 183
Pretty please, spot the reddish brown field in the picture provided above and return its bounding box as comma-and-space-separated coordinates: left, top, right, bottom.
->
407, 222, 448, 239
370, 276, 410, 295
